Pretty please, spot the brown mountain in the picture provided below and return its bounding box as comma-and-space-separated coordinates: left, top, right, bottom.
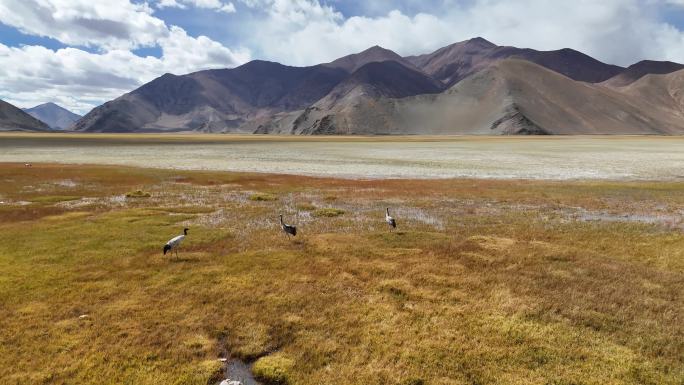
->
601, 60, 684, 87
257, 61, 444, 134
73, 39, 684, 135
319, 61, 443, 104
268, 60, 684, 135
74, 61, 347, 132
0, 99, 50, 131
405, 37, 624, 86
618, 69, 684, 121
325, 45, 417, 73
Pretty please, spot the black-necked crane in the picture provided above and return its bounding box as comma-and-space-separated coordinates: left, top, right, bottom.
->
385, 208, 397, 231
279, 214, 297, 239
163, 227, 188, 258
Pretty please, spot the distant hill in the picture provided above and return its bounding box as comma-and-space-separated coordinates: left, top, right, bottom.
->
73, 38, 684, 135
404, 37, 624, 86
601, 60, 684, 87
0, 100, 50, 131
24, 102, 81, 129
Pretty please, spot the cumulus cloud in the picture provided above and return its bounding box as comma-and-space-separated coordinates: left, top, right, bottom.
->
0, 43, 153, 113
240, 0, 684, 67
156, 0, 236, 13
0, 32, 249, 114
0, 0, 249, 113
0, 0, 168, 50
159, 26, 249, 72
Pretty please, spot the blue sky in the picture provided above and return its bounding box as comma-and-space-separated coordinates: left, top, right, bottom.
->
1, 0, 683, 114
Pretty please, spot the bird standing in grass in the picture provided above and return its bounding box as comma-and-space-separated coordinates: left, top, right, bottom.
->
280, 214, 297, 239
385, 208, 397, 231
164, 227, 188, 258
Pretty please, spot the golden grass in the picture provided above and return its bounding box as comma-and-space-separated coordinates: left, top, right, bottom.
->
125, 190, 151, 198
311, 208, 345, 217
0, 163, 682, 385
29, 195, 81, 203
249, 193, 278, 202
252, 354, 294, 384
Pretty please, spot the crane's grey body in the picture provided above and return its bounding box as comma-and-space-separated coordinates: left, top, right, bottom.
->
164, 228, 188, 258
280, 214, 297, 239
385, 208, 397, 231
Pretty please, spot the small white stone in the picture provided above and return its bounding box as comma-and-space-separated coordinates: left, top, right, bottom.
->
217, 357, 228, 362
78, 314, 89, 319
219, 380, 242, 385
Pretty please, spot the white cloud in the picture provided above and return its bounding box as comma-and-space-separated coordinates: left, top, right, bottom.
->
0, 0, 168, 50
158, 0, 187, 9
159, 26, 249, 73
156, 0, 236, 13
0, 43, 156, 113
0, 36, 249, 114
459, 0, 680, 67
240, 0, 684, 67
0, 0, 249, 113
219, 2, 236, 13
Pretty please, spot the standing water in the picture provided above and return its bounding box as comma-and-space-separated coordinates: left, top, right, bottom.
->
217, 359, 261, 385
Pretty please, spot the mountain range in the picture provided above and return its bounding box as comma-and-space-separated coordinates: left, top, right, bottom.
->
18, 37, 684, 134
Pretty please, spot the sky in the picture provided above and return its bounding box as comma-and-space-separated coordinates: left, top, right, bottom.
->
1, 0, 684, 115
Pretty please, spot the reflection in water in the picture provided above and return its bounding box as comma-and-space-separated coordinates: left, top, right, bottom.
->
218, 359, 261, 385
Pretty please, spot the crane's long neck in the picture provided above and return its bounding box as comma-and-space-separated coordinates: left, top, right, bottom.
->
280, 215, 284, 225
386, 208, 390, 216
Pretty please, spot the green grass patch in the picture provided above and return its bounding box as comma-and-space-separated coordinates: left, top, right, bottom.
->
29, 195, 81, 203
312, 208, 345, 217
249, 193, 277, 202
151, 206, 215, 214
252, 354, 294, 385
125, 190, 151, 198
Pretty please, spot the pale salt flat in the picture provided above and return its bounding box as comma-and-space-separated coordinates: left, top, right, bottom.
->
1, 136, 683, 180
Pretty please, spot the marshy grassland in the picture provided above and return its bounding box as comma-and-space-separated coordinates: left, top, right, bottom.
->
0, 162, 682, 385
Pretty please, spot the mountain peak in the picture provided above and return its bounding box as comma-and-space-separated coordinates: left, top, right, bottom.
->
365, 45, 391, 52
466, 37, 496, 47
23, 101, 81, 130
627, 59, 683, 69
325, 45, 413, 73
602, 59, 684, 87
